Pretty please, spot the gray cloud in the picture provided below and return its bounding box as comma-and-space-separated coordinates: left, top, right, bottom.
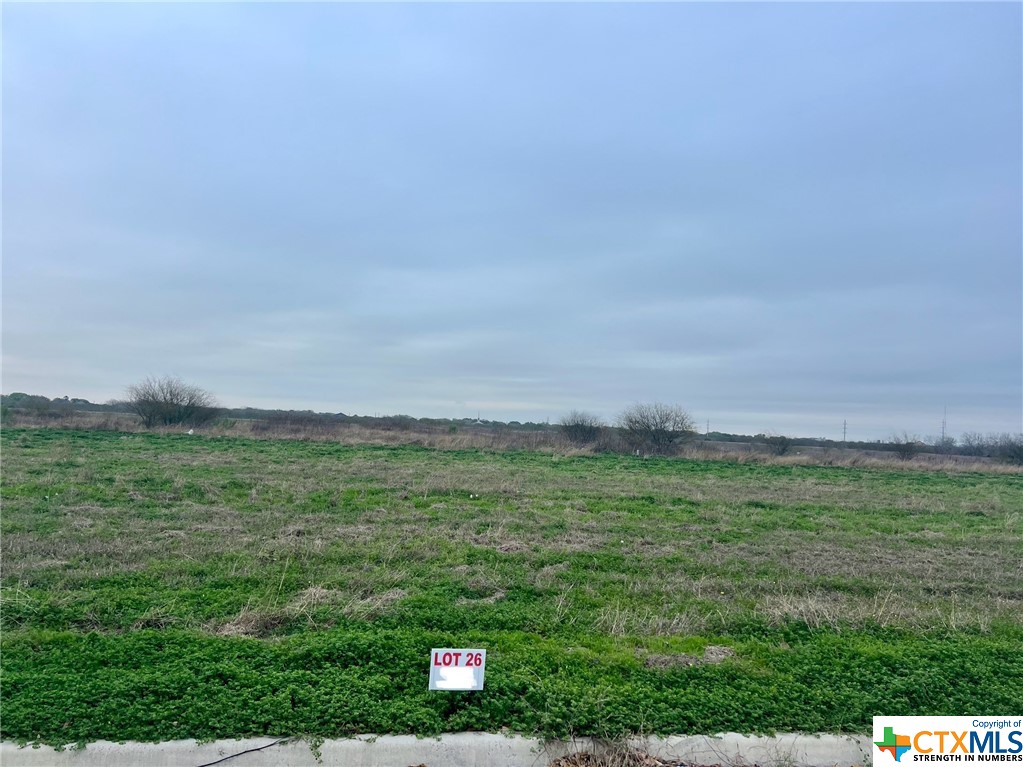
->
3, 2, 1020, 439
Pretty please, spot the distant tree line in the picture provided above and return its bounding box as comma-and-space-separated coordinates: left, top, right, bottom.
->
1, 392, 133, 421
4, 381, 1022, 465
953, 432, 1023, 464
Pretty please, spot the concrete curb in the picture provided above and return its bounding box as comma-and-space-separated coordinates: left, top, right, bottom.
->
2, 732, 870, 767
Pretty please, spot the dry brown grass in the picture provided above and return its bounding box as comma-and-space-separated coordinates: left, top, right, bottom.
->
548, 742, 701, 767
642, 644, 736, 669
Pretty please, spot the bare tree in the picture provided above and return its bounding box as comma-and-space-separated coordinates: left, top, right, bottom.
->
126, 376, 220, 428
559, 410, 604, 445
762, 433, 794, 456
992, 433, 1023, 465
889, 432, 923, 461
958, 432, 989, 457
617, 402, 695, 454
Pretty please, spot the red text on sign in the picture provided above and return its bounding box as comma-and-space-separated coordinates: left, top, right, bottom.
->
433, 651, 484, 667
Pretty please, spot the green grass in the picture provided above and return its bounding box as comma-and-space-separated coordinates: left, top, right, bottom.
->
2, 427, 1022, 745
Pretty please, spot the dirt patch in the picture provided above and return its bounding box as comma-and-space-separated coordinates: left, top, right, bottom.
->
642, 644, 735, 669
456, 589, 507, 606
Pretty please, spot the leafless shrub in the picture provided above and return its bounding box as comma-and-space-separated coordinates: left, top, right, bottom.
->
560, 410, 604, 445
889, 432, 924, 461
125, 376, 220, 428
994, 434, 1023, 465
762, 434, 794, 456
617, 403, 696, 455
251, 410, 345, 437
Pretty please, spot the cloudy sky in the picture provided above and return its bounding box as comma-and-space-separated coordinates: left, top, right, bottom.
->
3, 2, 1020, 440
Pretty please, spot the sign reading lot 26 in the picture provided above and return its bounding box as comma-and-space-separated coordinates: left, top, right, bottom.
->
429, 648, 486, 690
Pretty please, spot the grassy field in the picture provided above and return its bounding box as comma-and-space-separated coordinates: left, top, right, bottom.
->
2, 427, 1021, 746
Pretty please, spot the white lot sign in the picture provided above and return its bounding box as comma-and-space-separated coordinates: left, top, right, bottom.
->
429, 648, 486, 691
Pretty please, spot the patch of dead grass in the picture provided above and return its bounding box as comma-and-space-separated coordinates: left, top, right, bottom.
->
548, 746, 694, 767
289, 586, 344, 610
340, 588, 408, 619
456, 589, 507, 606
215, 607, 291, 638
642, 644, 736, 669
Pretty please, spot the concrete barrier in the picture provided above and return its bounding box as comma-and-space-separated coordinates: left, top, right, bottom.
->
1, 732, 871, 767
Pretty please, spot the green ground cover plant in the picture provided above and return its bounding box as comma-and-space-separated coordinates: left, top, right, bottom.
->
2, 428, 1021, 745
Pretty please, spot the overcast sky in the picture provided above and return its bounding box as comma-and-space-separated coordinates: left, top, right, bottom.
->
3, 2, 1021, 440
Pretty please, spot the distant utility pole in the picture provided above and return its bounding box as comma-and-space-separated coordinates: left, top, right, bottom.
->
706, 419, 710, 435
842, 419, 847, 445
940, 406, 948, 452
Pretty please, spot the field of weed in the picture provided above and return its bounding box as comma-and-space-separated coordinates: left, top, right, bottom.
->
2, 428, 1021, 745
